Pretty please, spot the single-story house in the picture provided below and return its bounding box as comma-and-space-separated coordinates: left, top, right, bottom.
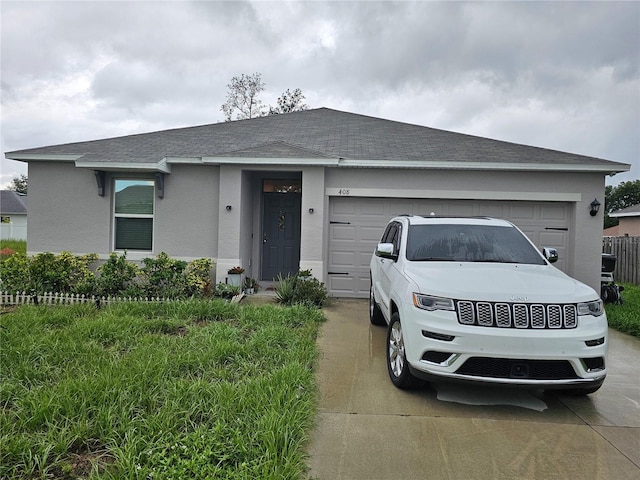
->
0, 190, 27, 241
604, 204, 640, 236
5, 108, 630, 296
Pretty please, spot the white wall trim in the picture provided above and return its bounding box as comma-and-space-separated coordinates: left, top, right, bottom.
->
325, 188, 581, 202
299, 260, 324, 280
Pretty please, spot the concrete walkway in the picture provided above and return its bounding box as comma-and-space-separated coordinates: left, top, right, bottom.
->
306, 298, 640, 480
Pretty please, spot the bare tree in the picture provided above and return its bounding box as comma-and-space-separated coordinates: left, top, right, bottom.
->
221, 73, 266, 121
269, 88, 308, 115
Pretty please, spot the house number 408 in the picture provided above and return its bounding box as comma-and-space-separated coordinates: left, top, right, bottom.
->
338, 189, 350, 196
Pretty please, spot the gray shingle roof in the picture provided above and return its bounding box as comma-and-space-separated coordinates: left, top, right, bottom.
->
5, 108, 628, 170
1, 191, 27, 214
610, 203, 640, 217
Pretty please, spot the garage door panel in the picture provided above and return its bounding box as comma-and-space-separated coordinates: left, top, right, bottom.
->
449, 204, 475, 216
328, 197, 570, 297
330, 251, 355, 267
540, 231, 566, 247
541, 204, 568, 221
330, 275, 370, 296
361, 226, 385, 242
361, 199, 392, 216
509, 204, 537, 221
477, 204, 507, 218
330, 224, 356, 241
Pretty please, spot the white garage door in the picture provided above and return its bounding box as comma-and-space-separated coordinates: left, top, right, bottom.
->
327, 197, 571, 298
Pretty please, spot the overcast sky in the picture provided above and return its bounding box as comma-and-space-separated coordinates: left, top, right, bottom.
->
1, 1, 638, 189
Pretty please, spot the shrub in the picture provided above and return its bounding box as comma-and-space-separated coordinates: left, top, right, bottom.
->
214, 283, 241, 299
56, 252, 98, 295
0, 251, 97, 295
96, 251, 140, 297
0, 252, 30, 294
140, 252, 188, 298
185, 258, 214, 297
275, 271, 328, 308
1, 250, 215, 301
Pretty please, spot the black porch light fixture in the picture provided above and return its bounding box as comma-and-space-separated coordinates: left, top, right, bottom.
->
590, 198, 601, 217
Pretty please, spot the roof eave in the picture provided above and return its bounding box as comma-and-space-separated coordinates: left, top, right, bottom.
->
75, 160, 171, 173
6, 153, 82, 162
609, 212, 640, 218
337, 159, 631, 173
200, 156, 340, 166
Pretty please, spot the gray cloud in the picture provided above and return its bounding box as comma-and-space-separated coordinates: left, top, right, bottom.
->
1, 0, 638, 187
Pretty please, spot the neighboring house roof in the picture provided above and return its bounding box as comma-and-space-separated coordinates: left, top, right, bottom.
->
0, 190, 27, 214
609, 204, 640, 218
5, 108, 630, 174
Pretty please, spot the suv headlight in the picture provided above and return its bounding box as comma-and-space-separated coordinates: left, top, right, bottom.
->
413, 294, 455, 311
577, 299, 604, 317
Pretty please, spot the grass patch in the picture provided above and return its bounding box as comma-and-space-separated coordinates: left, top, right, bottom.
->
606, 283, 640, 338
0, 239, 26, 255
0, 300, 325, 479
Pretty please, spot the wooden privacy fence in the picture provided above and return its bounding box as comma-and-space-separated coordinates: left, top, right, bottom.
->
602, 236, 640, 285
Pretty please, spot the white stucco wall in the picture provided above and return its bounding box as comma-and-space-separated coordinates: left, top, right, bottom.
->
216, 165, 243, 283
300, 166, 325, 279
27, 162, 111, 255
154, 164, 220, 259
23, 160, 607, 293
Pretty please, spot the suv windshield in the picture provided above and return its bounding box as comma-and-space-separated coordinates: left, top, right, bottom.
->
406, 224, 546, 265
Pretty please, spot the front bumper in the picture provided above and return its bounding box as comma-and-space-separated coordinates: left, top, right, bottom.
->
400, 306, 608, 388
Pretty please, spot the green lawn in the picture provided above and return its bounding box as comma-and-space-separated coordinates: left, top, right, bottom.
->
605, 283, 640, 338
0, 239, 26, 255
0, 301, 324, 479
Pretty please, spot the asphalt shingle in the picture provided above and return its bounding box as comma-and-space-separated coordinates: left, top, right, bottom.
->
5, 108, 626, 169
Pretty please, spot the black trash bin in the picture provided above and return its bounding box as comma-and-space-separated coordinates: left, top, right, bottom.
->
601, 253, 623, 304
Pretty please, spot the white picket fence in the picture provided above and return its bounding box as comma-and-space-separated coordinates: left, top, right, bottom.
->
0, 291, 172, 307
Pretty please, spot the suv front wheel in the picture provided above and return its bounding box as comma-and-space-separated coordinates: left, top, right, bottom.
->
387, 312, 420, 389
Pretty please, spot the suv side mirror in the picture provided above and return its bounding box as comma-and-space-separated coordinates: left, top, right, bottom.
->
543, 247, 558, 264
376, 242, 398, 261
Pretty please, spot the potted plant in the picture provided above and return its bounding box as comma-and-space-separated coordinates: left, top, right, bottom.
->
227, 266, 245, 287
243, 276, 260, 294
298, 268, 313, 281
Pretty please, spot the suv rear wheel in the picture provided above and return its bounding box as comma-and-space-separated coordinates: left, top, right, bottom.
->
387, 312, 420, 389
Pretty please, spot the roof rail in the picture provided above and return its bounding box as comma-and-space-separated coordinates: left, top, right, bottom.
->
412, 215, 496, 220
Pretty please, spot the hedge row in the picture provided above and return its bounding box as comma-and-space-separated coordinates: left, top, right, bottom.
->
0, 251, 213, 299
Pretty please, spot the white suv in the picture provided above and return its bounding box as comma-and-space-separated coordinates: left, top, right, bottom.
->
369, 216, 607, 395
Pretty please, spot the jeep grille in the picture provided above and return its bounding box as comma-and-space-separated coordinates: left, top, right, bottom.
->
456, 301, 578, 329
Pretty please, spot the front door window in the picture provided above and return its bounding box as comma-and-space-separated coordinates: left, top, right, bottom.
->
262, 179, 302, 193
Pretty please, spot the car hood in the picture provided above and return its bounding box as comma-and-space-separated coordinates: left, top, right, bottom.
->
403, 262, 599, 304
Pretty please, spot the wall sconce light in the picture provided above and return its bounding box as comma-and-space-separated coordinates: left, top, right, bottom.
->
590, 198, 601, 217
308, 208, 314, 214
226, 205, 232, 211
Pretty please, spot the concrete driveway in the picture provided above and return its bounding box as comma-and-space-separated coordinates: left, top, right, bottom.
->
306, 298, 640, 480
